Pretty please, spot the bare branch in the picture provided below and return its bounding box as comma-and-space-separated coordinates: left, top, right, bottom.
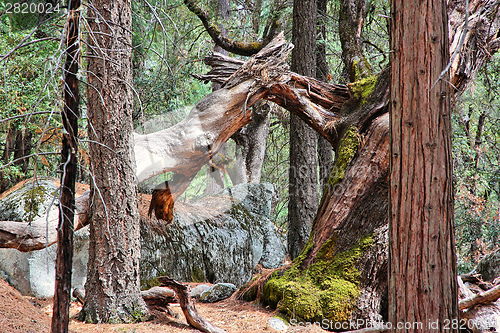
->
183, 0, 263, 56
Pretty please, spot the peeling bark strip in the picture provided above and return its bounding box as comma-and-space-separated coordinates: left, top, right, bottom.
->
51, 1, 81, 332
159, 276, 227, 333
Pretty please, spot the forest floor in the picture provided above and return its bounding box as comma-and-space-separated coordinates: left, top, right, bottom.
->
0, 279, 328, 333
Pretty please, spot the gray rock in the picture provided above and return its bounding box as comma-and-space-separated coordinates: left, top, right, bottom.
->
221, 183, 274, 218
140, 183, 286, 287
0, 177, 88, 297
268, 317, 288, 331
199, 282, 236, 303
0, 176, 59, 221
190, 284, 211, 298
0, 179, 286, 296
477, 249, 500, 282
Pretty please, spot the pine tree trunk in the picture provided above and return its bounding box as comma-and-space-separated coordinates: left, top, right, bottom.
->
81, 0, 149, 323
288, 0, 319, 260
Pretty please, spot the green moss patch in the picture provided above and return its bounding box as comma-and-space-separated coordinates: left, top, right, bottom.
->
262, 234, 373, 323
328, 126, 360, 188
349, 75, 377, 104
191, 266, 205, 283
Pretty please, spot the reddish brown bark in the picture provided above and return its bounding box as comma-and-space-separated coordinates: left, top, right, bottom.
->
388, 0, 458, 329
81, 0, 148, 323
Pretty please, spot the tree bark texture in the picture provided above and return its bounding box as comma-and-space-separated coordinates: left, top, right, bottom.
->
316, 0, 334, 192
0, 126, 33, 192
244, 101, 270, 183
389, 0, 458, 329
80, 0, 149, 323
288, 0, 319, 260
339, 0, 370, 82
51, 1, 80, 332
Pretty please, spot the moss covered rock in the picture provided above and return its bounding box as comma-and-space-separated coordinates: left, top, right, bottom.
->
262, 234, 373, 322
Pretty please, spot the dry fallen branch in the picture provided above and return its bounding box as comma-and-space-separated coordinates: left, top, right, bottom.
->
159, 276, 227, 333
73, 285, 179, 317
459, 282, 500, 310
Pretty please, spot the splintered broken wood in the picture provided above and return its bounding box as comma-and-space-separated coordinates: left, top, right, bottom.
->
159, 276, 227, 333
135, 33, 294, 222
144, 33, 350, 222
0, 33, 350, 242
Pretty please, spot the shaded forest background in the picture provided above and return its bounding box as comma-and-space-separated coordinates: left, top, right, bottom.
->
0, 0, 499, 275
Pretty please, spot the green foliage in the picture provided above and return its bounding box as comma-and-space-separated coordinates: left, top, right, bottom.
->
453, 53, 500, 273
261, 112, 289, 232
0, 8, 66, 185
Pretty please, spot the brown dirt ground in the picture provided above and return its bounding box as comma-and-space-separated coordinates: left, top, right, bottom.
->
0, 279, 328, 333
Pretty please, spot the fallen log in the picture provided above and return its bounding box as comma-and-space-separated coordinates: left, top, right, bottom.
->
73, 285, 179, 317
159, 276, 226, 333
0, 190, 90, 252
459, 281, 500, 311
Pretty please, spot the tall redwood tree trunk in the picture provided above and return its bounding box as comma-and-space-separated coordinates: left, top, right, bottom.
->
81, 0, 148, 323
389, 0, 458, 329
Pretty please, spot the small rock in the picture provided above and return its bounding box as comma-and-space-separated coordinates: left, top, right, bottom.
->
199, 283, 236, 303
268, 317, 288, 331
190, 284, 211, 298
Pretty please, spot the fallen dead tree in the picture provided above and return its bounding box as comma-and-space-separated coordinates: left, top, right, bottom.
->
73, 285, 179, 319
0, 32, 349, 251
0, 190, 90, 252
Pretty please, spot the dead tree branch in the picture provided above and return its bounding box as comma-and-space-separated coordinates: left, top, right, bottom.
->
159, 276, 226, 333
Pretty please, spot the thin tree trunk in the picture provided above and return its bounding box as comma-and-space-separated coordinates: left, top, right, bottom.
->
339, 0, 369, 82
245, 101, 271, 183
51, 1, 80, 332
204, 0, 231, 195
288, 0, 319, 260
316, 0, 333, 192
